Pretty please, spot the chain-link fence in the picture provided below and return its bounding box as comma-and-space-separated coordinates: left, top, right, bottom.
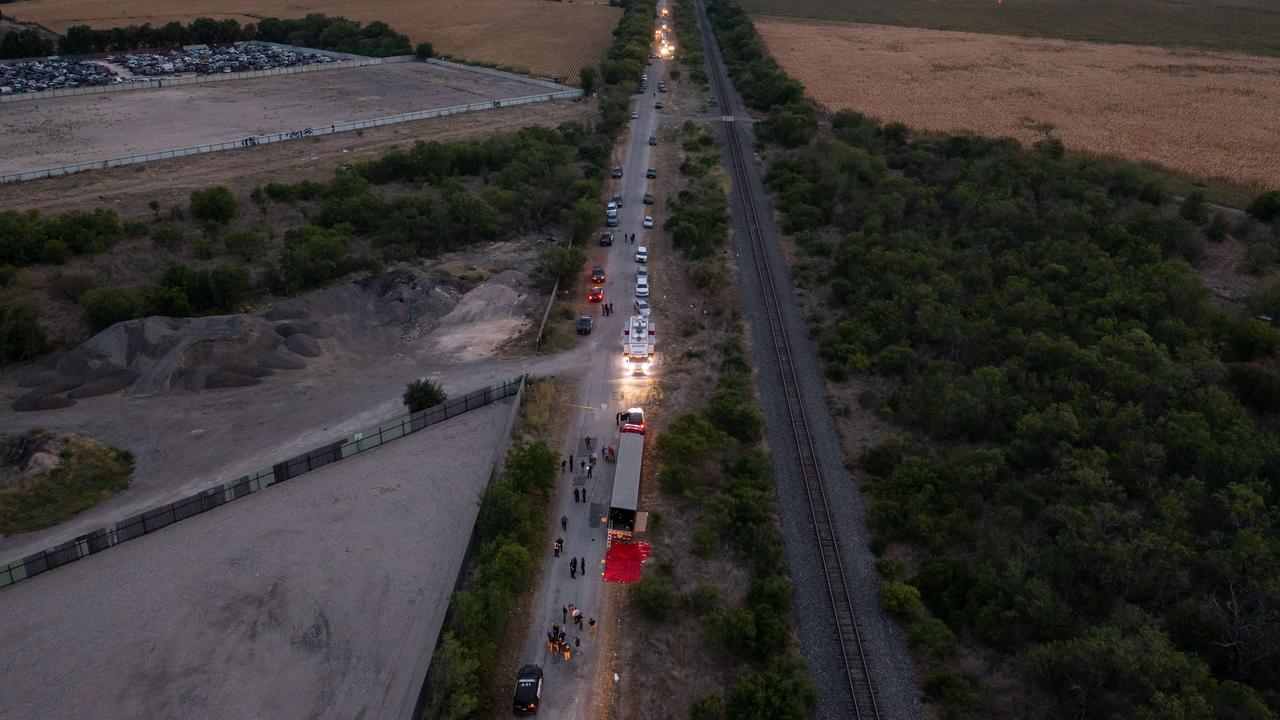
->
0, 375, 524, 590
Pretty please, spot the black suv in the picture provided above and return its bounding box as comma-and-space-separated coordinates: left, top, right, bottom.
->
592, 265, 606, 283
599, 231, 614, 246
513, 664, 543, 714
645, 167, 657, 179
576, 316, 593, 335
643, 193, 654, 205
611, 165, 623, 178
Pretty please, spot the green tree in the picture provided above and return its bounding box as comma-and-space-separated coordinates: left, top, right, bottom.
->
403, 378, 447, 413
189, 186, 237, 227
633, 575, 680, 620
224, 229, 265, 261
415, 41, 434, 59
537, 244, 586, 286
579, 66, 598, 95
275, 224, 350, 292
726, 659, 816, 720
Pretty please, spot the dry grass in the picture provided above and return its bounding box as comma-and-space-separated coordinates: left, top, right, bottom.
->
7, 0, 620, 78
755, 18, 1280, 191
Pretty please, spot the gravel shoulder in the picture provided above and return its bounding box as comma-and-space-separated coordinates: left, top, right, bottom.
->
0, 400, 511, 720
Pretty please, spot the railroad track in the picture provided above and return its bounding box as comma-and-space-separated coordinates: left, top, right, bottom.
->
692, 2, 882, 718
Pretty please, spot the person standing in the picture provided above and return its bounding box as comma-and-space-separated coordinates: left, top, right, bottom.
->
569, 453, 574, 470
580, 557, 586, 577
561, 459, 566, 473
587, 463, 593, 479
574, 488, 580, 503
589, 617, 596, 635
575, 636, 581, 650
570, 557, 578, 578
562, 606, 568, 624
561, 515, 568, 531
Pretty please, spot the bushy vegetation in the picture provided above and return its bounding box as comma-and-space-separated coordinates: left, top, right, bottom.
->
403, 378, 447, 413
669, 122, 730, 259
0, 432, 135, 534
0, 209, 123, 269
57, 14, 411, 57
422, 440, 558, 719
189, 186, 237, 228
651, 336, 813, 717
0, 28, 54, 59
79, 261, 253, 331
700, 1, 1280, 715
0, 301, 46, 366
674, 0, 709, 86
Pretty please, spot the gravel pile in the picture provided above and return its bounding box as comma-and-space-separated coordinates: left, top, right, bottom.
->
0, 58, 128, 95
108, 45, 342, 77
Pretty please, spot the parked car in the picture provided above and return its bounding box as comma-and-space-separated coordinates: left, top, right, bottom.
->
611, 165, 623, 178
630, 111, 638, 119
592, 265, 607, 283
606, 215, 619, 227
599, 231, 614, 246
513, 665, 543, 715
612, 194, 624, 207
643, 216, 654, 229
588, 286, 604, 302
633, 298, 651, 317
646, 168, 657, 178
643, 192, 654, 204
648, 136, 657, 146
635, 278, 650, 297
635, 246, 648, 263
654, 101, 663, 109
576, 316, 593, 335
636, 267, 648, 280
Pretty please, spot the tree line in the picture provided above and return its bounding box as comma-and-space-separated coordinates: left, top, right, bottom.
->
5, 14, 414, 57
705, 0, 1280, 717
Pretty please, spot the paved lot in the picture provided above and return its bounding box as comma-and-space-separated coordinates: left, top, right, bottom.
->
0, 401, 510, 720
0, 61, 554, 175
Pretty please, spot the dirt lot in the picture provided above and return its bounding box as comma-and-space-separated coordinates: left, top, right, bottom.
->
0, 400, 511, 720
0, 61, 560, 177
5, 0, 621, 78
756, 18, 1280, 191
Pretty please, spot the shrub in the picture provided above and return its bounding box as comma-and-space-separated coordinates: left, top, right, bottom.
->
1180, 190, 1207, 223
633, 574, 680, 620
80, 287, 146, 332
690, 694, 726, 720
537, 244, 587, 286
50, 272, 96, 303
275, 224, 351, 292
0, 265, 17, 287
725, 658, 816, 720
879, 579, 926, 620
908, 618, 958, 659
0, 434, 135, 534
1247, 190, 1280, 223
189, 186, 237, 227
0, 301, 46, 366
404, 378, 447, 412
224, 229, 266, 261
150, 223, 185, 250
579, 66, 598, 95
415, 41, 434, 59
40, 239, 70, 265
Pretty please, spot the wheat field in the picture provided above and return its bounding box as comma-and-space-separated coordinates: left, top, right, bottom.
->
7, 0, 620, 78
755, 18, 1280, 190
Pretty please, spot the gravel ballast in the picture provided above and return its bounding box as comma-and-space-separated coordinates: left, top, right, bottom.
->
696, 1, 925, 717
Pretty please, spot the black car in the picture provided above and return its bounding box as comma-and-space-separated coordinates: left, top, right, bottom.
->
612, 194, 624, 207
645, 168, 657, 179
648, 136, 657, 146
654, 101, 663, 109
599, 231, 614, 246
513, 664, 544, 714
576, 316, 593, 336
592, 265, 607, 283
643, 193, 654, 205
611, 165, 623, 178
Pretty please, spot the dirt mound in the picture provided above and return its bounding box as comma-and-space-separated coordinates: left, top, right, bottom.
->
8, 268, 537, 411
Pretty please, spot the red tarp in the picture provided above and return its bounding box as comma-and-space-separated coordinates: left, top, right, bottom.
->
603, 541, 651, 584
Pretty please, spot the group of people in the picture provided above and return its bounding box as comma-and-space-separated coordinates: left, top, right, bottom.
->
547, 604, 596, 661
601, 302, 616, 316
